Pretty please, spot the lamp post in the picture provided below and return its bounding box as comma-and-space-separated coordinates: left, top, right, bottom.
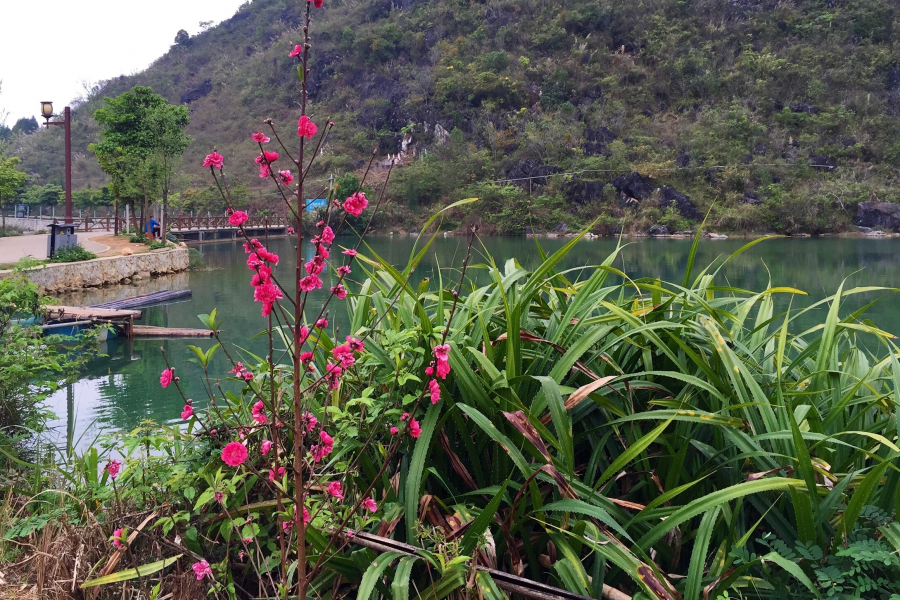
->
41, 102, 73, 224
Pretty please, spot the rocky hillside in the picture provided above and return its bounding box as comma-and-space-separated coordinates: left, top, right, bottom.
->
11, 0, 900, 234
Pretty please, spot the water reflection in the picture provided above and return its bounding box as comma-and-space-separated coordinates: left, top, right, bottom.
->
44, 235, 900, 449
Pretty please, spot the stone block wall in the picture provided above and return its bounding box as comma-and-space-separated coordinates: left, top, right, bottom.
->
0, 247, 189, 294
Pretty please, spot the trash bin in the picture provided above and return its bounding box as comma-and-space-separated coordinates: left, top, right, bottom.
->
47, 223, 78, 258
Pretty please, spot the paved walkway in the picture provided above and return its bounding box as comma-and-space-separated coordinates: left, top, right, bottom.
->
0, 231, 112, 264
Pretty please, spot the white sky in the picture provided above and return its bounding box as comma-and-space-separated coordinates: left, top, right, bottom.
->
0, 0, 249, 125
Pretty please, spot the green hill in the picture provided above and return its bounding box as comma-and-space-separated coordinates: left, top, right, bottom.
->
10, 0, 900, 234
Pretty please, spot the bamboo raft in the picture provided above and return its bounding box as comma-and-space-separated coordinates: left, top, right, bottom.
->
91, 289, 192, 310
131, 325, 213, 338
43, 290, 205, 339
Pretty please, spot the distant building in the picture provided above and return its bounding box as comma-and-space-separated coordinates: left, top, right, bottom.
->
306, 199, 327, 211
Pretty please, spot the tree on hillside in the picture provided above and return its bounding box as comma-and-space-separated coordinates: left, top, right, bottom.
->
12, 118, 38, 136
91, 87, 190, 236
0, 157, 27, 232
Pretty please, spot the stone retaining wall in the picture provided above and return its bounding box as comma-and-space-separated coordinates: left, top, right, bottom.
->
0, 247, 189, 294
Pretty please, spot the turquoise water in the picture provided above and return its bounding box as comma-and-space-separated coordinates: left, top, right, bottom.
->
46, 235, 900, 449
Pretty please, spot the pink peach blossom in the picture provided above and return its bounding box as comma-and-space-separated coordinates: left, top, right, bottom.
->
327, 481, 344, 500
261, 440, 273, 456
362, 497, 378, 512
289, 44, 303, 58
297, 115, 318, 139
252, 132, 270, 144
229, 211, 249, 226
202, 152, 224, 170
221, 442, 248, 467
181, 405, 193, 420
192, 560, 212, 580
160, 368, 174, 388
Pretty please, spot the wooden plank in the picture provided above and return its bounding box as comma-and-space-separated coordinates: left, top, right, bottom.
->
44, 305, 142, 320
131, 325, 213, 338
92, 289, 192, 310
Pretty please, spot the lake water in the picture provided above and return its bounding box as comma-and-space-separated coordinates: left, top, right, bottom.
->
45, 235, 900, 450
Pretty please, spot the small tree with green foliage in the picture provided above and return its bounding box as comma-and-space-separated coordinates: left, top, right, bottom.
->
0, 156, 27, 232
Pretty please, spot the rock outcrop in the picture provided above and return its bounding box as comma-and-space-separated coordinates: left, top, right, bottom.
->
612, 171, 655, 201
856, 202, 900, 232
660, 185, 703, 221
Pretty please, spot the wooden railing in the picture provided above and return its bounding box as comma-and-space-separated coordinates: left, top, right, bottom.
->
166, 215, 290, 231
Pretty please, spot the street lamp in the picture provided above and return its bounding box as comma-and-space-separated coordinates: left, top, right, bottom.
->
40, 101, 73, 224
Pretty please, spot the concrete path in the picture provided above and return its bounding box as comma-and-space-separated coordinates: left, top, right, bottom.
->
0, 231, 112, 264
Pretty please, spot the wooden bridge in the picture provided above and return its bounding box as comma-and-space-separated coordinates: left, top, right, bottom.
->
29, 215, 293, 241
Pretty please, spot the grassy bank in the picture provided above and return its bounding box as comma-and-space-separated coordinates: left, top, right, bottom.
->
3, 231, 900, 598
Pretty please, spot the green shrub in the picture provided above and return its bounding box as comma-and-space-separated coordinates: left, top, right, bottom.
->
48, 244, 97, 263
129, 233, 150, 244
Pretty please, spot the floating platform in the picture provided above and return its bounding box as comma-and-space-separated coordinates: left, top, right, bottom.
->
131, 325, 213, 338
92, 289, 192, 311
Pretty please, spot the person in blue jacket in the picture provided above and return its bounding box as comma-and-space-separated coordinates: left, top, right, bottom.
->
145, 218, 161, 239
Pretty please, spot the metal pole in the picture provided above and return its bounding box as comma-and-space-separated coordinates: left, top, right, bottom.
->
64, 107, 73, 224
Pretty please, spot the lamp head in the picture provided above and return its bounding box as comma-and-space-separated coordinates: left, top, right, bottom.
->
40, 101, 53, 121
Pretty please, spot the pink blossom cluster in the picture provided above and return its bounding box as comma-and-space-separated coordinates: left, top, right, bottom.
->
244, 239, 283, 316
228, 210, 249, 226
112, 527, 124, 548
193, 560, 212, 580
255, 150, 280, 179
310, 429, 334, 463
251, 400, 268, 424
106, 459, 122, 480
343, 191, 368, 217
229, 362, 255, 382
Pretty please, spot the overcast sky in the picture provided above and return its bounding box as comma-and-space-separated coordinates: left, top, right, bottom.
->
0, 0, 249, 125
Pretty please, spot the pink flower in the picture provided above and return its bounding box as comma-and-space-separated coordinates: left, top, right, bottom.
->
112, 527, 124, 548
303, 412, 318, 431
221, 442, 248, 467
297, 115, 318, 139
229, 362, 245, 374
342, 248, 358, 257
279, 170, 294, 186
300, 351, 314, 364
247, 253, 262, 269
202, 152, 224, 170
229, 211, 249, 226
258, 248, 280, 264
303, 506, 311, 525
338, 265, 351, 276
311, 430, 334, 462
251, 401, 268, 424
436, 360, 451, 380
331, 285, 348, 300
259, 163, 271, 178
409, 418, 422, 438
347, 336, 365, 352
390, 427, 399, 435
269, 466, 286, 482
288, 226, 295, 234
362, 497, 378, 512
333, 344, 355, 368
192, 560, 212, 580
326, 363, 342, 389
261, 440, 273, 456
429, 379, 441, 404
321, 226, 335, 244
312, 0, 324, 8
252, 132, 270, 144
434, 345, 452, 379
289, 44, 303, 58
242, 371, 254, 382
160, 368, 174, 388
214, 490, 225, 504
262, 150, 279, 163
315, 318, 328, 329
181, 405, 193, 420
343, 192, 368, 217
425, 366, 434, 376
299, 274, 323, 292
401, 412, 409, 421
327, 481, 344, 500
254, 282, 283, 316
107, 459, 122, 480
